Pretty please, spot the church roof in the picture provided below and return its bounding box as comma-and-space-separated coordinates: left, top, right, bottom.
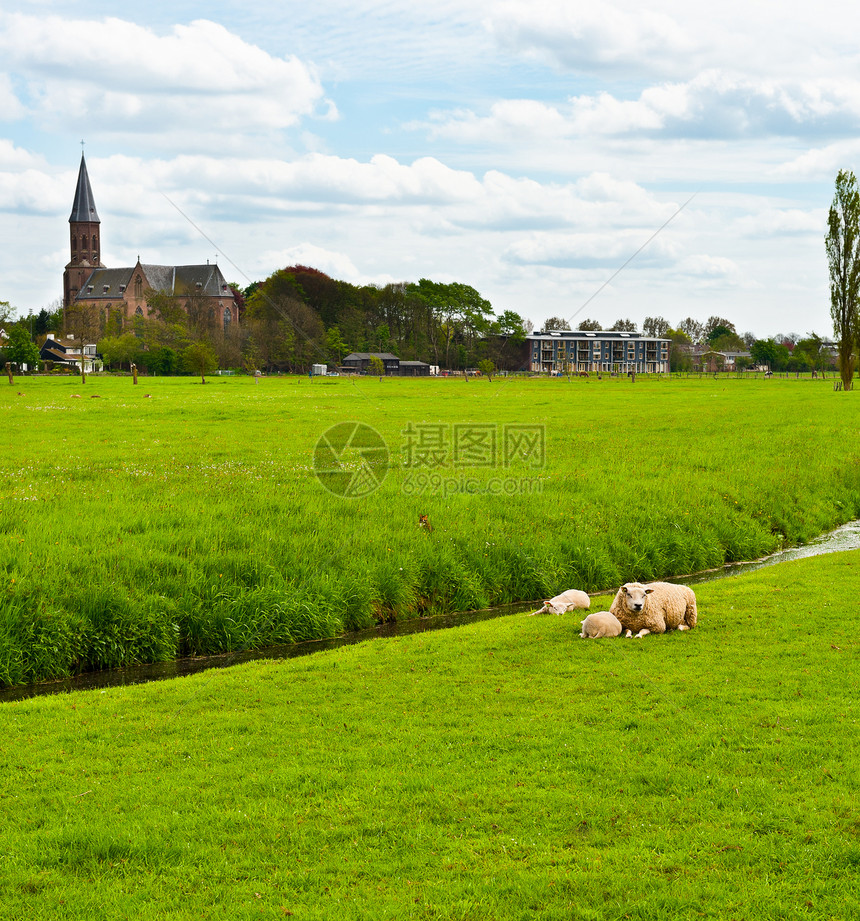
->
74, 268, 135, 299
73, 263, 233, 302
142, 264, 231, 296
69, 154, 100, 224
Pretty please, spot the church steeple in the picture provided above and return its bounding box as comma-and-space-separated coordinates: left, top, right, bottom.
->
69, 153, 100, 223
64, 153, 104, 307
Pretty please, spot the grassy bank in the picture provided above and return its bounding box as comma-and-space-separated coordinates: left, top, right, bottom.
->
1, 549, 859, 919
2, 374, 860, 685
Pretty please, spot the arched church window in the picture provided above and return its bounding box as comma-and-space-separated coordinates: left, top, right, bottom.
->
72, 236, 77, 252
81, 235, 87, 251
134, 276, 143, 298
135, 306, 143, 316
92, 235, 98, 251
224, 307, 232, 328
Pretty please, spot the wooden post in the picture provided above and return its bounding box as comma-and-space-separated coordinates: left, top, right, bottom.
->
5, 362, 12, 385
131, 363, 138, 385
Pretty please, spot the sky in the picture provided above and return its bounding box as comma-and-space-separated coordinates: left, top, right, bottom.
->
2, 0, 859, 338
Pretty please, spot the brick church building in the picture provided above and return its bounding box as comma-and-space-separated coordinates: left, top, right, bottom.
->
63, 154, 240, 332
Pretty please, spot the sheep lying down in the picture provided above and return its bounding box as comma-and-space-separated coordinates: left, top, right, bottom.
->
580, 611, 623, 638
529, 589, 590, 616
610, 581, 698, 638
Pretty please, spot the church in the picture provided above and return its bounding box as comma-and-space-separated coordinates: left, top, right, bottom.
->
63, 154, 240, 332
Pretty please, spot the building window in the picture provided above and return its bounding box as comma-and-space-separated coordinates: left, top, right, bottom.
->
224, 307, 232, 328
134, 276, 143, 298
92, 235, 98, 251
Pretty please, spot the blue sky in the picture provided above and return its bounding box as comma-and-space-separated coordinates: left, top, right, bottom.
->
2, 0, 859, 337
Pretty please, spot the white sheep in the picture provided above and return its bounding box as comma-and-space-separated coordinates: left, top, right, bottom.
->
580, 611, 623, 638
529, 589, 590, 616
609, 581, 698, 638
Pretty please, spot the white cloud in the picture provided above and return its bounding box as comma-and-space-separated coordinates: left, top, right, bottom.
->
486, 1, 695, 78
0, 14, 329, 150
503, 228, 680, 270
258, 243, 363, 282
422, 72, 860, 148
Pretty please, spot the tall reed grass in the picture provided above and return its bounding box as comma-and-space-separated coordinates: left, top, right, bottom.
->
2, 374, 858, 685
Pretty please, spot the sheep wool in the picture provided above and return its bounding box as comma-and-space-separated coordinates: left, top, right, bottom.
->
609, 581, 698, 637
580, 611, 623, 638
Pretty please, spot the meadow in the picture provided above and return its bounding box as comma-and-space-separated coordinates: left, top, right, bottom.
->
0, 549, 858, 920
1, 373, 860, 686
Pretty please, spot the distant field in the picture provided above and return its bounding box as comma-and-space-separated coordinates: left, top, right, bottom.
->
1, 549, 859, 920
2, 373, 859, 685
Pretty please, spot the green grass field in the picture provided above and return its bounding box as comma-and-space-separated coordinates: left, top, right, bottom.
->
1, 549, 858, 920
2, 373, 860, 685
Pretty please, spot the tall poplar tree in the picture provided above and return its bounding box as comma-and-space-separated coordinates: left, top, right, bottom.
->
826, 169, 860, 390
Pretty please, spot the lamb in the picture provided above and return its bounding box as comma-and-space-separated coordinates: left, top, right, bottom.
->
609, 581, 697, 638
580, 611, 623, 638
529, 589, 590, 616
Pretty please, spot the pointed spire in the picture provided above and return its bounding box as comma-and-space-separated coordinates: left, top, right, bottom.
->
69, 153, 100, 223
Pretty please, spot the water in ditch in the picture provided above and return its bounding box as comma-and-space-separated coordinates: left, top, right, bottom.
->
3, 519, 858, 703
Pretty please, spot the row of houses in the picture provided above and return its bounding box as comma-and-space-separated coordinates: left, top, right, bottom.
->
340, 353, 432, 376
527, 330, 670, 374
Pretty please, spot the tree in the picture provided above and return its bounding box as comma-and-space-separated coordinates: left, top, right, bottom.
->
325, 326, 349, 365
665, 328, 693, 371
477, 358, 495, 381
610, 318, 637, 332
5, 326, 40, 370
182, 341, 218, 383
642, 316, 669, 337
794, 333, 833, 375
576, 319, 602, 331
543, 317, 571, 331
367, 355, 385, 377
826, 169, 860, 389
708, 329, 746, 352
64, 302, 101, 383
704, 316, 737, 340
677, 317, 705, 344
750, 339, 790, 371
97, 333, 140, 370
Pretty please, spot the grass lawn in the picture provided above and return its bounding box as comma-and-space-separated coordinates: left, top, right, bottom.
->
1, 548, 859, 920
2, 373, 860, 685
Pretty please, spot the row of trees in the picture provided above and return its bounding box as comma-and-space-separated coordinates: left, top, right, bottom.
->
1, 270, 531, 376
538, 311, 836, 373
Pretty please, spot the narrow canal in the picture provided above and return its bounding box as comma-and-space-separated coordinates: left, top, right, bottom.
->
3, 519, 859, 703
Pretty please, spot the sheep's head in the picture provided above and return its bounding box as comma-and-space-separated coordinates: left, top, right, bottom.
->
544, 599, 567, 614
620, 582, 654, 613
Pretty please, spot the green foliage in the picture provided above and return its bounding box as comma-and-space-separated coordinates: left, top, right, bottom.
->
4, 326, 40, 368
2, 552, 860, 919
181, 341, 218, 382
2, 376, 860, 688
366, 355, 385, 376
750, 338, 792, 371
642, 315, 670, 337
97, 333, 140, 370
477, 358, 495, 379
826, 169, 860, 388
138, 346, 179, 376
